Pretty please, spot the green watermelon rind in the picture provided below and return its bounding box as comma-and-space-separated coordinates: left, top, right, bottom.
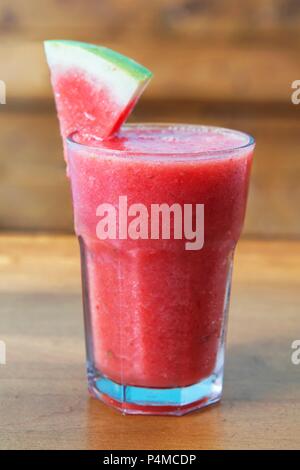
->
44, 40, 153, 82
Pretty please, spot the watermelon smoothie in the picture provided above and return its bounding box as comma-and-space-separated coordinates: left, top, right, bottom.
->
67, 124, 254, 415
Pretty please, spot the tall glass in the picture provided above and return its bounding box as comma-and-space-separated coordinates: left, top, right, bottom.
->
67, 124, 255, 415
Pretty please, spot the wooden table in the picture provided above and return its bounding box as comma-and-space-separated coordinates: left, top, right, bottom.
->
0, 235, 299, 450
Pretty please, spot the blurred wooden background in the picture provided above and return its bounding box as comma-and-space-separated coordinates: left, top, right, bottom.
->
0, 0, 299, 237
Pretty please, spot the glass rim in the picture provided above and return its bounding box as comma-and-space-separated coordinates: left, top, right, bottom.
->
66, 123, 255, 161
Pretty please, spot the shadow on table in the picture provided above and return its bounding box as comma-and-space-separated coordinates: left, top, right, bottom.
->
2, 291, 297, 448
84, 337, 300, 449
224, 338, 299, 402
84, 395, 225, 450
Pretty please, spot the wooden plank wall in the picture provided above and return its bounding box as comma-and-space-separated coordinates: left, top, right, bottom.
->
0, 0, 299, 236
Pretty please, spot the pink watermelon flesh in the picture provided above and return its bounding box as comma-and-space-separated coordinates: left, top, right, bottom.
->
52, 69, 138, 151
45, 41, 152, 167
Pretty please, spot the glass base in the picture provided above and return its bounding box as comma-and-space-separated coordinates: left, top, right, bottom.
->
88, 370, 223, 416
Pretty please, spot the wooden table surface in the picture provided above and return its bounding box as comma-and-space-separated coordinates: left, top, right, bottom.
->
0, 234, 299, 450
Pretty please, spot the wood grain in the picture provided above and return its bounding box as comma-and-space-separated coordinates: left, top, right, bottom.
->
0, 1, 299, 236
0, 234, 299, 450
1, 39, 299, 104
1, 0, 300, 104
0, 108, 299, 236
1, 0, 300, 41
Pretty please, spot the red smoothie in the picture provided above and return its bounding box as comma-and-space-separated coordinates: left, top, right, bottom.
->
67, 124, 254, 390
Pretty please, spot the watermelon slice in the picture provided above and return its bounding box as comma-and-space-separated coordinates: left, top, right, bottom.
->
44, 40, 152, 152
